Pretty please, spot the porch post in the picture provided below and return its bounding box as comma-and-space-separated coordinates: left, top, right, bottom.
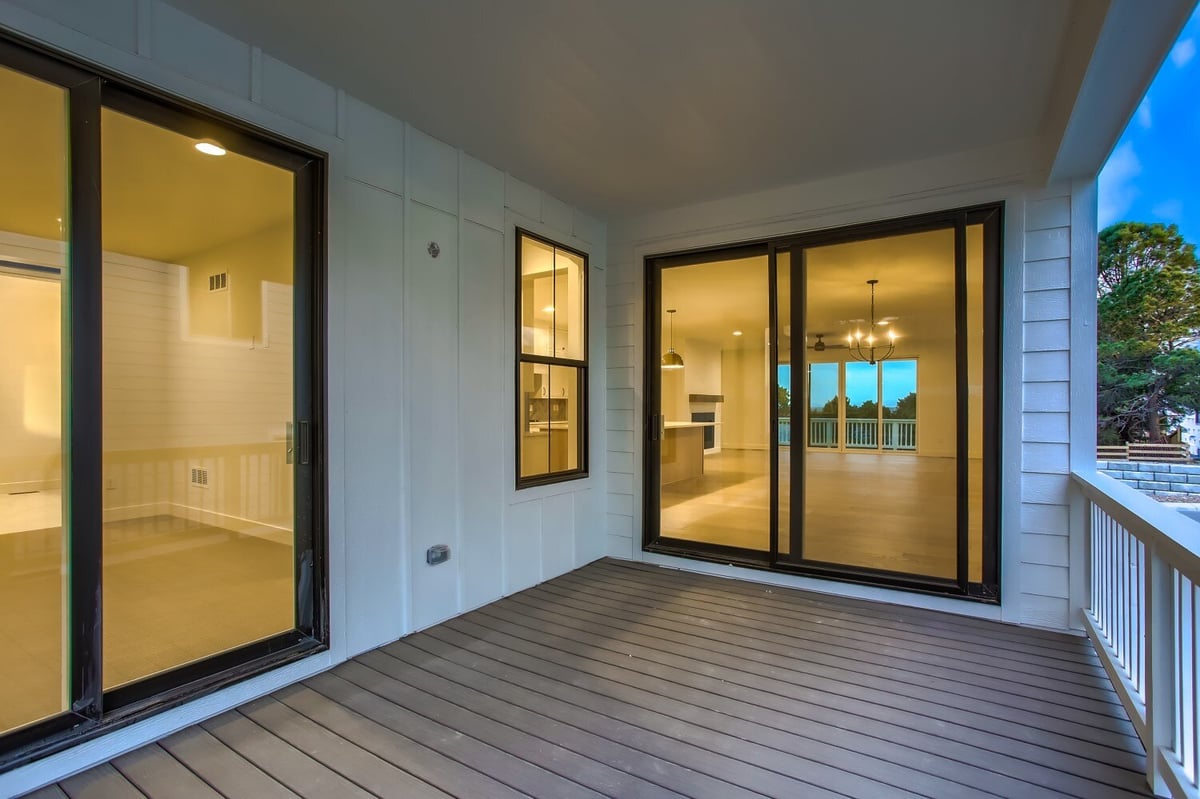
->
1145, 545, 1174, 796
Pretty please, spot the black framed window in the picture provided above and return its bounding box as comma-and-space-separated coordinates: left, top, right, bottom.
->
0, 32, 326, 770
516, 229, 588, 487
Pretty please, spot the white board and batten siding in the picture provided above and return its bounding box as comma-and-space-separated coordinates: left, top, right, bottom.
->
0, 1, 606, 795
606, 141, 1092, 631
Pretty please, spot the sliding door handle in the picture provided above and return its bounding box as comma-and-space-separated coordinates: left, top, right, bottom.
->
298, 420, 311, 465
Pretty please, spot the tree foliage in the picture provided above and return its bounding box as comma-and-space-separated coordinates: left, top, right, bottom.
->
1097, 222, 1200, 443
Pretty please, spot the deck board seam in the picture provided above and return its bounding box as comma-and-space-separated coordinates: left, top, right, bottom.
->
571, 568, 1111, 679
411, 626, 944, 799
239, 696, 454, 799
522, 581, 1126, 709
505, 588, 1142, 749
441, 615, 1146, 798
327, 664, 616, 799
364, 646, 780, 799
304, 671, 577, 799
600, 560, 1085, 645
386, 636, 822, 799
466, 602, 1147, 786
396, 631, 1017, 799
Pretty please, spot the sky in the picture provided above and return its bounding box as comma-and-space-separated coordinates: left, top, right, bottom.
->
1098, 6, 1200, 244
789, 360, 916, 411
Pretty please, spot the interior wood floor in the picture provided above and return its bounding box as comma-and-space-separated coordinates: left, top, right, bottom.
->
0, 515, 293, 736
661, 449, 983, 580
30, 559, 1150, 799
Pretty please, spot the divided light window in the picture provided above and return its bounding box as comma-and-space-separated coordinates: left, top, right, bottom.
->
517, 230, 588, 487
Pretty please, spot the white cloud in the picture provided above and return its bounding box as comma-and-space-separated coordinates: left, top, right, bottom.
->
1136, 97, 1152, 129
1171, 38, 1196, 68
1152, 199, 1183, 221
1098, 142, 1142, 228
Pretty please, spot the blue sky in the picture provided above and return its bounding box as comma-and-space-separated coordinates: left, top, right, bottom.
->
789, 360, 916, 411
1098, 6, 1200, 244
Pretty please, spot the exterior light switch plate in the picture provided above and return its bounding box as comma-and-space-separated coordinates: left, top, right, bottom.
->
426, 544, 450, 565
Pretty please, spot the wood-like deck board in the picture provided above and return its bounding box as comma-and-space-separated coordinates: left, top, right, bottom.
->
111, 745, 223, 799
513, 581, 1140, 753
30, 559, 1152, 799
158, 726, 300, 799
453, 606, 1147, 797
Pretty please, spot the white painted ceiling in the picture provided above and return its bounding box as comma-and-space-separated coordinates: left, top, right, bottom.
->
165, 0, 1085, 215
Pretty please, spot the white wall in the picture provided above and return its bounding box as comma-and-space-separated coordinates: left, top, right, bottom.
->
0, 1, 606, 794
604, 136, 1089, 631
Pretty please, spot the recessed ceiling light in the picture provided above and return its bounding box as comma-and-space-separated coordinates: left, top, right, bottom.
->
732, 330, 743, 336
194, 139, 227, 156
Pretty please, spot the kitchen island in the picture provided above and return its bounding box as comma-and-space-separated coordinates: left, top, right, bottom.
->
661, 421, 706, 484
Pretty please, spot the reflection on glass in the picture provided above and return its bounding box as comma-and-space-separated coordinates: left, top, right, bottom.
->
795, 229, 958, 578
0, 65, 68, 734
101, 108, 296, 688
658, 255, 769, 551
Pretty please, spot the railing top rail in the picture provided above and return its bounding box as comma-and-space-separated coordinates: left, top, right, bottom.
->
1073, 468, 1200, 585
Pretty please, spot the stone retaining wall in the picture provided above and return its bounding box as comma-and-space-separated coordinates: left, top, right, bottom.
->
1097, 460, 1200, 499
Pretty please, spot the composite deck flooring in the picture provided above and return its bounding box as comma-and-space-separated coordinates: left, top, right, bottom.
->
30, 559, 1151, 799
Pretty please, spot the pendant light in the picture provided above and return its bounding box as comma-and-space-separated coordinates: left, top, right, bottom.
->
661, 308, 685, 370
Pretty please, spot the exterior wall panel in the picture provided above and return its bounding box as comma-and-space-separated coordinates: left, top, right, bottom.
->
0, 1, 607, 792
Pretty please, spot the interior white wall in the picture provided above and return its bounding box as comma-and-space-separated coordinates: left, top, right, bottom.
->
605, 136, 1088, 631
0, 1, 606, 794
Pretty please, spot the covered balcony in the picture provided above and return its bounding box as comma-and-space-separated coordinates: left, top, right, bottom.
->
29, 558, 1153, 798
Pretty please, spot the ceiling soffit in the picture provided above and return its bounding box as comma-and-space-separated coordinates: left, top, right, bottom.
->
165, 0, 1080, 214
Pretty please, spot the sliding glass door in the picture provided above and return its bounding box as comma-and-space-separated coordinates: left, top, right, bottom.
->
645, 208, 999, 597
0, 62, 69, 736
0, 36, 325, 764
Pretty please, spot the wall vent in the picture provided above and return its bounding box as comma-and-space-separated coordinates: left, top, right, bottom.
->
208, 272, 228, 292
190, 467, 209, 488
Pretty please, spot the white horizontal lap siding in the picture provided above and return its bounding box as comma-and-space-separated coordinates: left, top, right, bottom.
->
0, 0, 608, 793
1020, 191, 1075, 629
605, 276, 640, 558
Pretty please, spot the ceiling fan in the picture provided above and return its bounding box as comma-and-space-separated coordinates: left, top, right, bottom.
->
806, 333, 848, 351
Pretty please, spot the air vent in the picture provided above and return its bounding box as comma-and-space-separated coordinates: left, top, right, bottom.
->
190, 467, 209, 488
208, 272, 228, 292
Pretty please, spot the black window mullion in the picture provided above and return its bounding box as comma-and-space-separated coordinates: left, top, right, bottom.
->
67, 75, 104, 720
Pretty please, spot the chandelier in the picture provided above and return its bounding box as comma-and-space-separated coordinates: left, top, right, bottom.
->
847, 279, 897, 365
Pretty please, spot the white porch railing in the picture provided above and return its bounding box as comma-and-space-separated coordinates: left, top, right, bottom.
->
779, 417, 791, 446
808, 417, 837, 447
1073, 469, 1200, 798
846, 418, 877, 448
882, 419, 917, 450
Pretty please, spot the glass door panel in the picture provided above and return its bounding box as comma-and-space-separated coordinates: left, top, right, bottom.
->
0, 65, 69, 734
656, 254, 770, 552
786, 228, 959, 579
100, 108, 297, 688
